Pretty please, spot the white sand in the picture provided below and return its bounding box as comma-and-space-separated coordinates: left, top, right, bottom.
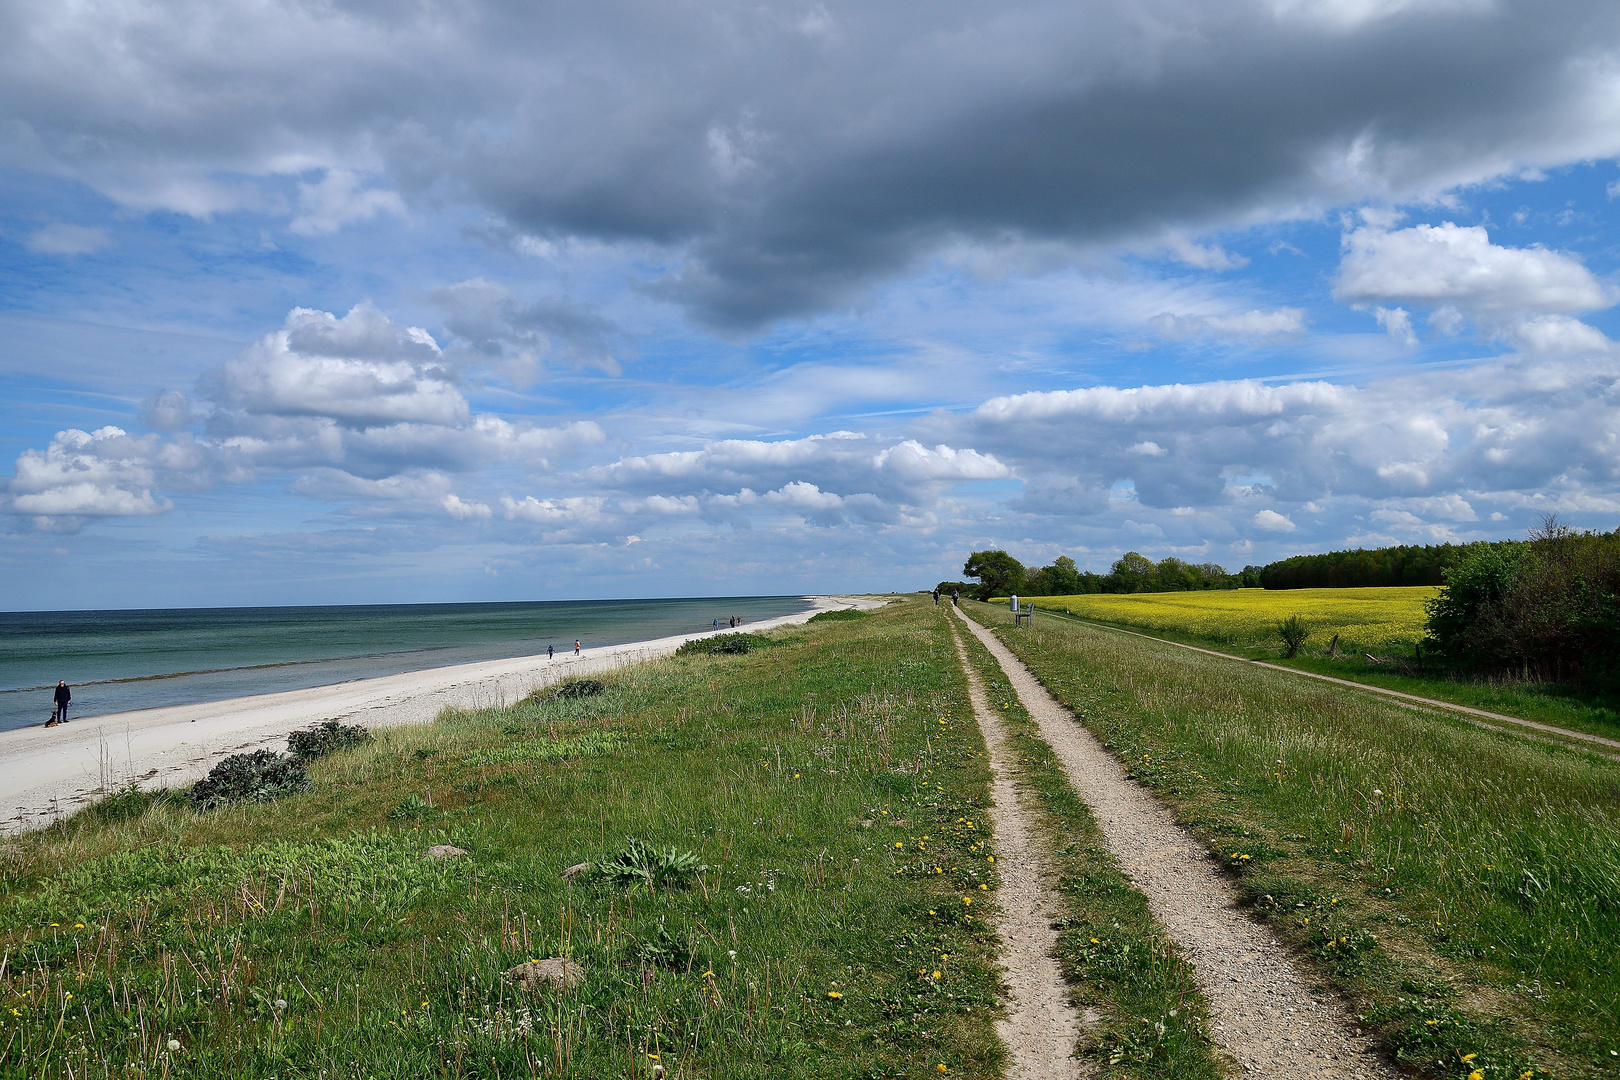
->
0, 595, 884, 833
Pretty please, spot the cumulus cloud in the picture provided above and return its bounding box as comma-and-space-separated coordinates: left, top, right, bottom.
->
1335, 222, 1616, 340
2, 427, 173, 528
2, 305, 606, 526
1253, 509, 1296, 531
6, 1, 1620, 326
25, 222, 112, 255
936, 352, 1620, 523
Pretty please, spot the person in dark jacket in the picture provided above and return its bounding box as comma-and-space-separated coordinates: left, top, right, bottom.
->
53, 680, 70, 723
951, 588, 960, 607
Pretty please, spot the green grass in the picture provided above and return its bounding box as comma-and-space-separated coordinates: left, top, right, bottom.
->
948, 619, 1223, 1080
965, 600, 1620, 1080
0, 599, 1013, 1080
1041, 607, 1620, 743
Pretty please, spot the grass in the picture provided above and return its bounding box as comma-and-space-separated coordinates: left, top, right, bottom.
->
947, 618, 1223, 1080
964, 600, 1620, 1080
0, 598, 1016, 1080
1030, 592, 1620, 742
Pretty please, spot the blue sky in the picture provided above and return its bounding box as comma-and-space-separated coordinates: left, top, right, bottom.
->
3, 0, 1620, 609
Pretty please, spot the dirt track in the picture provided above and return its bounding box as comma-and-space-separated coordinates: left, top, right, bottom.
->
953, 606, 1398, 1079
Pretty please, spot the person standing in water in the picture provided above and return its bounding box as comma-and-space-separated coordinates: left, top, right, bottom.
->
52, 680, 70, 724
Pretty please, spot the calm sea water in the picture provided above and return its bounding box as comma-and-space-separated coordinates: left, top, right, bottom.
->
0, 596, 812, 733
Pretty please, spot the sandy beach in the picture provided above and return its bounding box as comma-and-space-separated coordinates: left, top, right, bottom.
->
0, 594, 882, 833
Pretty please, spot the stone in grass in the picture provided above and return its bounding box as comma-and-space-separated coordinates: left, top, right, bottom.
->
424, 845, 468, 860
506, 958, 584, 991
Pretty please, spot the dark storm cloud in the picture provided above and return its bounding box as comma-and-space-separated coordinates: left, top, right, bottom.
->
5, 0, 1620, 326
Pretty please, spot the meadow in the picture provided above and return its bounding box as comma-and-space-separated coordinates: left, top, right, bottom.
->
0, 600, 1233, 1080
966, 600, 1620, 1080
1029, 587, 1436, 656
0, 601, 1017, 1080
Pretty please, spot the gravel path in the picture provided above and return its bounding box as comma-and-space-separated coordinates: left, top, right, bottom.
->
946, 615, 1088, 1079
953, 608, 1399, 1080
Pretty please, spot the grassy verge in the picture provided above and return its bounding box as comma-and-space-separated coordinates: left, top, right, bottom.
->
0, 598, 1009, 1080
948, 617, 1223, 1080
964, 601, 1620, 1080
1039, 608, 1620, 744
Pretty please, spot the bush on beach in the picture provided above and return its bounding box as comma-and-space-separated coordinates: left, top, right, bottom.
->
675, 632, 767, 656
188, 750, 311, 810
287, 719, 372, 762
552, 678, 606, 699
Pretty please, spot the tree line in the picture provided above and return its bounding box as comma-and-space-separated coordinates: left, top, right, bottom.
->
946, 550, 1263, 600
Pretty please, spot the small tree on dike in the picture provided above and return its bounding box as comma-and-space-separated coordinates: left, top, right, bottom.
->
963, 549, 1027, 601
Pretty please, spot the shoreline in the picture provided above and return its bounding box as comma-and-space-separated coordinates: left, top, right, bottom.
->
0, 594, 883, 833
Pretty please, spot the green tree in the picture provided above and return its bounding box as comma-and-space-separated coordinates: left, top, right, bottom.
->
1109, 551, 1155, 593
1027, 555, 1084, 596
963, 549, 1027, 601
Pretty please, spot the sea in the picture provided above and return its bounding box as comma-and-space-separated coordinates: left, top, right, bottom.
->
0, 595, 812, 733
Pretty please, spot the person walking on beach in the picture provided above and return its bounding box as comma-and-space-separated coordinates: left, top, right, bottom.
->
574, 639, 581, 655
52, 680, 70, 724
548, 644, 554, 660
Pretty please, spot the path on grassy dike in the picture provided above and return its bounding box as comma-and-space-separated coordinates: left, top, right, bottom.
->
944, 613, 1087, 1079
1056, 615, 1620, 757
952, 606, 1399, 1080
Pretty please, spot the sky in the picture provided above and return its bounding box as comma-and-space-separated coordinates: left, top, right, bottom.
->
3, 0, 1620, 609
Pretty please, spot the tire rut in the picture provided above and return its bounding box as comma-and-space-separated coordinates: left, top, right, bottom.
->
953, 607, 1399, 1080
945, 612, 1088, 1079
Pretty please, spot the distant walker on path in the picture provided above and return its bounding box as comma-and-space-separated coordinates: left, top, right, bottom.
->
932, 587, 940, 606
52, 680, 70, 724
951, 588, 960, 607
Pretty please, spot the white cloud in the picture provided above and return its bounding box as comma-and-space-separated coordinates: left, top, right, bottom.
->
1373, 306, 1417, 345
206, 305, 462, 428
3, 427, 173, 525
1162, 236, 1249, 271
1500, 314, 1613, 356
442, 493, 492, 520
25, 222, 112, 255
1253, 509, 1296, 532
290, 169, 406, 235
1152, 308, 1306, 340
1335, 222, 1614, 318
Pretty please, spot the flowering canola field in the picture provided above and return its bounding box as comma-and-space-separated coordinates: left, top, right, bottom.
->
1032, 586, 1437, 654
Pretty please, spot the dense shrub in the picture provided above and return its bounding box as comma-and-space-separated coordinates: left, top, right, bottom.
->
552, 678, 606, 698
1276, 614, 1310, 658
676, 633, 766, 656
189, 750, 311, 810
808, 608, 869, 623
287, 720, 372, 762
1425, 518, 1620, 687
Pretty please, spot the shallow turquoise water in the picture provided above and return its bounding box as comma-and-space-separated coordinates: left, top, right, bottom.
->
0, 595, 810, 732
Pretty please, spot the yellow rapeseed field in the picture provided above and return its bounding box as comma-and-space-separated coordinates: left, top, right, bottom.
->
1029, 586, 1437, 654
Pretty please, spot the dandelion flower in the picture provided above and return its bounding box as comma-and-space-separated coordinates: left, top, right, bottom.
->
1468, 1071, 1483, 1080
1462, 1055, 1477, 1064
931, 971, 941, 979
827, 991, 841, 999
167, 1040, 181, 1052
